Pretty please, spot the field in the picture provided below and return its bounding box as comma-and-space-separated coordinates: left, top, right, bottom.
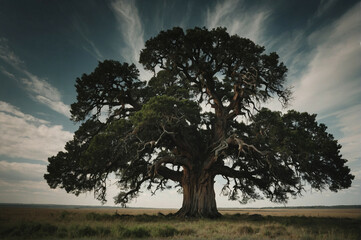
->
0, 206, 360, 239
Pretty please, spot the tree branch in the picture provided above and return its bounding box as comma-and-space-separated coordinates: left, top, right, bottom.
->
226, 134, 266, 156
214, 165, 262, 185
149, 155, 187, 182
157, 166, 183, 182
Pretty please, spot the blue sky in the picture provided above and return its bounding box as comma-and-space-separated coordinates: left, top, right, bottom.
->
0, 0, 360, 208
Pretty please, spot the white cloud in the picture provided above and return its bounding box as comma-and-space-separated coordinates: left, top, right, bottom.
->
205, 0, 270, 43
0, 102, 73, 162
73, 17, 104, 60
110, 0, 152, 81
0, 38, 70, 117
0, 161, 46, 181
314, 0, 338, 19
320, 104, 361, 162
0, 101, 48, 125
0, 178, 104, 205
35, 95, 71, 119
110, 0, 143, 63
0, 38, 24, 66
292, 4, 360, 114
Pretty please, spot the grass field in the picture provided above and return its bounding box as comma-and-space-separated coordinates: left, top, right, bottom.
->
0, 207, 360, 239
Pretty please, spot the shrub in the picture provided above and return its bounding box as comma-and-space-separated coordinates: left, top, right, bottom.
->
262, 225, 288, 238
1, 222, 58, 238
239, 225, 257, 235
69, 225, 97, 238
96, 226, 111, 236
85, 212, 113, 221
155, 225, 179, 237
118, 226, 150, 238
179, 228, 196, 236
59, 211, 72, 220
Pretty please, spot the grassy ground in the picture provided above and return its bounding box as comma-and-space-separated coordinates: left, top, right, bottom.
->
0, 207, 360, 239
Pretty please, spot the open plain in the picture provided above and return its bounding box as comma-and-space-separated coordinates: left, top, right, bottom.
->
0, 206, 360, 239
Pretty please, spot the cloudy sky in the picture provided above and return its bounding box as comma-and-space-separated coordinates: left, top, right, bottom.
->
0, 0, 360, 208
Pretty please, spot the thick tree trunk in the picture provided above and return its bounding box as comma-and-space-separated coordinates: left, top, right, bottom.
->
175, 168, 221, 218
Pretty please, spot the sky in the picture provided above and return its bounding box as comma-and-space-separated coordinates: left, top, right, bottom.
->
0, 0, 360, 208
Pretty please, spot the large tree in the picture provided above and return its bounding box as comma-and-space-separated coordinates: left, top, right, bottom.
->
45, 27, 353, 218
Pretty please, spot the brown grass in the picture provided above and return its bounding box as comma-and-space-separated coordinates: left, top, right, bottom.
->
0, 207, 360, 239
1, 207, 359, 221
220, 208, 361, 219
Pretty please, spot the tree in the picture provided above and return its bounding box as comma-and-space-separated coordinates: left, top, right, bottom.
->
45, 27, 354, 218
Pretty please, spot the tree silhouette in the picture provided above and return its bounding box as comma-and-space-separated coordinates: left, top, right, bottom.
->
45, 27, 353, 218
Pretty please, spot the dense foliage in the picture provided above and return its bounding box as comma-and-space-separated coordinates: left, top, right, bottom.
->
45, 27, 353, 217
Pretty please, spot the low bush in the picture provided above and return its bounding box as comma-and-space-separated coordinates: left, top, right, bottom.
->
238, 225, 258, 235
179, 227, 197, 236
155, 225, 179, 237
262, 225, 289, 238
68, 225, 111, 238
85, 212, 114, 221
118, 226, 151, 238
1, 222, 58, 238
69, 225, 97, 238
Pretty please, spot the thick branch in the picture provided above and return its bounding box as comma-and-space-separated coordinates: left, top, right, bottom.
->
215, 165, 262, 185
157, 166, 183, 182
226, 134, 266, 156
149, 155, 187, 182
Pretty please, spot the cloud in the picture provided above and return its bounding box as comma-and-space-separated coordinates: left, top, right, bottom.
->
321, 104, 361, 162
0, 101, 48, 124
0, 101, 73, 162
0, 38, 71, 117
314, 0, 338, 19
0, 38, 24, 66
110, 0, 152, 81
0, 161, 46, 182
110, 0, 143, 63
72, 17, 104, 60
205, 0, 270, 43
292, 4, 360, 114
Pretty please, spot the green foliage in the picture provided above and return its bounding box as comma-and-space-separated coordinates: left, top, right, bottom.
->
132, 95, 200, 127
118, 226, 151, 238
44, 26, 354, 213
238, 225, 258, 235
1, 222, 58, 238
70, 60, 144, 122
1, 209, 360, 240
154, 225, 179, 237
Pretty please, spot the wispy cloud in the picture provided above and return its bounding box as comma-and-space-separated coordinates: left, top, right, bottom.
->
205, 0, 270, 43
0, 101, 73, 162
292, 4, 360, 114
0, 178, 101, 205
0, 161, 46, 182
0, 101, 48, 125
0, 38, 24, 66
324, 104, 361, 162
110, 0, 144, 63
73, 17, 104, 60
314, 0, 338, 19
0, 38, 71, 117
110, 0, 152, 80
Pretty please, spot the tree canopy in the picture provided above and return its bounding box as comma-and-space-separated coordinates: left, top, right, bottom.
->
45, 27, 353, 218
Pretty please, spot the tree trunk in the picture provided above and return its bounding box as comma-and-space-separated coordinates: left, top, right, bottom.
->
175, 168, 221, 218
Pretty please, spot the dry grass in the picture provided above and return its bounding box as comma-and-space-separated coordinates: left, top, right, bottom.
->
0, 207, 360, 239
220, 208, 361, 219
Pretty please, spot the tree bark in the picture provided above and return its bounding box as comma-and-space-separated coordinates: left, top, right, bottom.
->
175, 168, 221, 218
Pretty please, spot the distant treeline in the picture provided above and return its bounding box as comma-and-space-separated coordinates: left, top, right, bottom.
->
261, 205, 361, 209
1, 203, 360, 209
221, 205, 361, 210
0, 203, 120, 209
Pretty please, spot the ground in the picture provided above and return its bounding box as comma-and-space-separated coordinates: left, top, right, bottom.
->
0, 206, 360, 239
